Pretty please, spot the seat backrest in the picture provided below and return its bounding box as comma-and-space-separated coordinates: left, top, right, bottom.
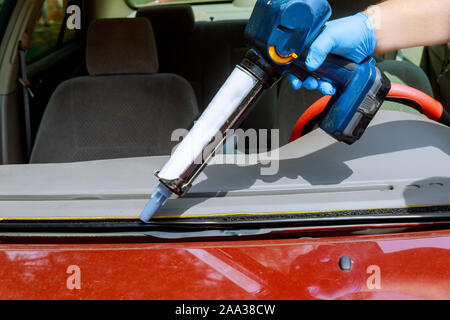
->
30, 18, 199, 163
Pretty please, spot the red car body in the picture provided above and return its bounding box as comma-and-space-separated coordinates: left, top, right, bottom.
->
1, 227, 449, 300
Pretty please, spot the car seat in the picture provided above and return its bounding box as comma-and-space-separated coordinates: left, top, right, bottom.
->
30, 18, 199, 163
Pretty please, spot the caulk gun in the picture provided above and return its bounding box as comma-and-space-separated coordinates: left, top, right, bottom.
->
140, 0, 391, 222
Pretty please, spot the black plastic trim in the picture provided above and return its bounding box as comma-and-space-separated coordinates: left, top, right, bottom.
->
439, 109, 450, 127
0, 205, 449, 233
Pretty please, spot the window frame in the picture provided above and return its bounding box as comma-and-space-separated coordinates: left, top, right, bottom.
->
0, 0, 17, 43
26, 0, 82, 65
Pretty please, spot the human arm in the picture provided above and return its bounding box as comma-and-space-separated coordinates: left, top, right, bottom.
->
290, 0, 450, 94
368, 0, 450, 55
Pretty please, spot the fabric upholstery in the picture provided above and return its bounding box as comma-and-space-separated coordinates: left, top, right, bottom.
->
32, 18, 200, 163
31, 74, 199, 163
86, 18, 159, 76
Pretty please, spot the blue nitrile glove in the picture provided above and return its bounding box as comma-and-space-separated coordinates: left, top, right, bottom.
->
289, 12, 377, 95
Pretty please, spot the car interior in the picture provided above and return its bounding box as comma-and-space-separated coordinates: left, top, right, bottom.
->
0, 0, 448, 222
0, 0, 447, 165
1, 2, 450, 303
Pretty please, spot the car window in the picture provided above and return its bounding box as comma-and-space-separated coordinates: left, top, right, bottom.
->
27, 0, 77, 64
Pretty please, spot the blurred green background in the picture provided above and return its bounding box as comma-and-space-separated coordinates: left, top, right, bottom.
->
27, 0, 75, 63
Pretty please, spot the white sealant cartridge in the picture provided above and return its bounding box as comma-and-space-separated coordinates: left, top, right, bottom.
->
140, 51, 278, 222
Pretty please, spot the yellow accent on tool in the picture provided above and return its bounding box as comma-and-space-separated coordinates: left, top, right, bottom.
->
268, 45, 298, 64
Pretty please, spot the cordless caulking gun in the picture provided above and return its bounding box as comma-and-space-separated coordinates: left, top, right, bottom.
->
139, 0, 391, 222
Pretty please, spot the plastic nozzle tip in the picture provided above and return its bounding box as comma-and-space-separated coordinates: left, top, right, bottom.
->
139, 184, 172, 223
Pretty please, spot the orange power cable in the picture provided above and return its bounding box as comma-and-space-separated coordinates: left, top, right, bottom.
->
289, 83, 448, 143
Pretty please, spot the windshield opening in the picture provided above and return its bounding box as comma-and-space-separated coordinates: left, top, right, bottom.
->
0, 0, 448, 229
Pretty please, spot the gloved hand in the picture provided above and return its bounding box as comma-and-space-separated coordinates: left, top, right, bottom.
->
289, 12, 377, 95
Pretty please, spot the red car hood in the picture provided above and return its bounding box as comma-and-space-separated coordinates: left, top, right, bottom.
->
0, 229, 449, 300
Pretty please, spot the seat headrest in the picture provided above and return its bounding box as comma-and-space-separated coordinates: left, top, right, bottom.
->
136, 4, 195, 36
86, 18, 159, 76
